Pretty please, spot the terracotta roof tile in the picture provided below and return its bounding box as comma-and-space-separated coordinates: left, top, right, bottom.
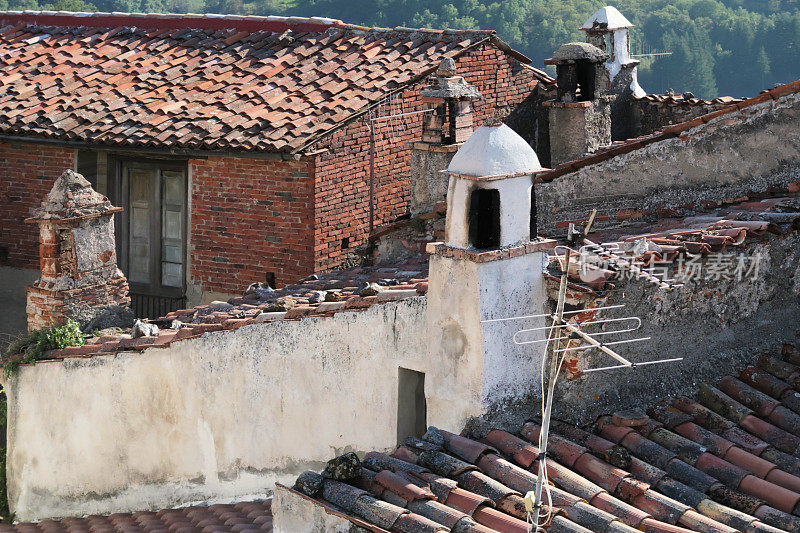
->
547, 196, 800, 294
5, 502, 271, 533
0, 11, 541, 153
292, 343, 800, 533
2, 258, 430, 369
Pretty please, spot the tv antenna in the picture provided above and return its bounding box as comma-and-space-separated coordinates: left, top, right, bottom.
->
480, 210, 683, 531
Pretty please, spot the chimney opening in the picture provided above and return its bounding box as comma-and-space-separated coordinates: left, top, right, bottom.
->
265, 272, 276, 289
341, 237, 349, 249
575, 61, 597, 101
468, 188, 501, 249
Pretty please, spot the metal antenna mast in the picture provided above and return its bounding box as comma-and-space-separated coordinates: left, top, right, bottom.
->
481, 210, 683, 531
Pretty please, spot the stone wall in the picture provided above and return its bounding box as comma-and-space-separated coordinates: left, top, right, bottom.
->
629, 96, 742, 138
550, 235, 800, 424
536, 91, 800, 234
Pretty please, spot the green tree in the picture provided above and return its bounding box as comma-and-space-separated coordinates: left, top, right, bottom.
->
48, 0, 98, 9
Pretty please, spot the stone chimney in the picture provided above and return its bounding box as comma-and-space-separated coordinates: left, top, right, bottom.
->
26, 170, 132, 331
408, 59, 481, 217
544, 42, 615, 166
580, 6, 645, 140
425, 120, 554, 426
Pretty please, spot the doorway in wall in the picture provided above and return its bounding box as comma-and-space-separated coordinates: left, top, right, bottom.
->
114, 159, 188, 318
397, 367, 427, 445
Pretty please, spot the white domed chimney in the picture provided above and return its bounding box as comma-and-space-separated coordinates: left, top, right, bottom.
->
443, 120, 541, 249
424, 120, 555, 430
581, 5, 645, 140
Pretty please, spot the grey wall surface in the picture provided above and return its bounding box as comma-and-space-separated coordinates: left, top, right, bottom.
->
0, 266, 38, 347
549, 235, 800, 424
537, 92, 800, 234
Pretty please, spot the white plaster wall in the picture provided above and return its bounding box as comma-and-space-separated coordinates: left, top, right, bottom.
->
5, 298, 435, 522
426, 253, 549, 417
445, 175, 534, 249
477, 252, 549, 407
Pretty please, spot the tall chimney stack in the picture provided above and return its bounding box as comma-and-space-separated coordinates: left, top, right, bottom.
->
26, 170, 132, 332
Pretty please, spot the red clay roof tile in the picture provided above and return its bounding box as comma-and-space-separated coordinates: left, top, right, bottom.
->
0, 11, 543, 153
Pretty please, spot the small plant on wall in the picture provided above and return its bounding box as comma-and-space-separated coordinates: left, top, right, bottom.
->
2, 320, 85, 377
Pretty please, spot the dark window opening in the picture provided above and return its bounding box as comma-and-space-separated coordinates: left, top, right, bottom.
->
265, 272, 276, 289
397, 368, 427, 444
77, 150, 98, 190
341, 237, 350, 249
530, 186, 537, 240
468, 189, 501, 249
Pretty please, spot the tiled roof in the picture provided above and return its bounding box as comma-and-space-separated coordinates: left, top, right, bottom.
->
21, 260, 428, 362
635, 94, 743, 107
536, 79, 800, 183
290, 343, 800, 533
549, 196, 800, 293
0, 11, 538, 153
0, 500, 273, 533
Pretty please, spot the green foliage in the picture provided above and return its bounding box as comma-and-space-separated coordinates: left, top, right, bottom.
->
47, 0, 98, 10
3, 320, 85, 378
9, 0, 800, 98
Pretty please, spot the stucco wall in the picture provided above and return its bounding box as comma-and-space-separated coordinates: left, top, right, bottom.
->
426, 251, 549, 430
4, 298, 434, 522
537, 91, 800, 233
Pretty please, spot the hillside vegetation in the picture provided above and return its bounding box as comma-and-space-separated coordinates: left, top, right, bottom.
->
5, 0, 800, 99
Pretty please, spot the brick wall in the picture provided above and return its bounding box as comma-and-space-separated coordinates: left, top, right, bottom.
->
312, 44, 547, 272
0, 142, 75, 269
189, 156, 315, 295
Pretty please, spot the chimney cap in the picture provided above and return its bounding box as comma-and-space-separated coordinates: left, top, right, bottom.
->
28, 169, 118, 221
549, 42, 608, 63
446, 123, 541, 178
436, 57, 457, 76
420, 59, 481, 100
581, 6, 634, 31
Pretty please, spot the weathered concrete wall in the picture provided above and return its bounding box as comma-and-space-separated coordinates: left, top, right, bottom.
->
547, 97, 613, 167
0, 266, 38, 349
273, 485, 368, 533
537, 91, 800, 234
409, 144, 458, 217
426, 251, 549, 430
551, 235, 800, 424
4, 298, 433, 522
630, 97, 738, 139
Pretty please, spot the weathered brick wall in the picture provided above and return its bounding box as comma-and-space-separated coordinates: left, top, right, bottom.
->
0, 142, 75, 269
189, 156, 315, 295
312, 44, 550, 272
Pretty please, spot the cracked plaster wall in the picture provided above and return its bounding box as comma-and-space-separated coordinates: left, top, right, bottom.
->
5, 297, 432, 522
